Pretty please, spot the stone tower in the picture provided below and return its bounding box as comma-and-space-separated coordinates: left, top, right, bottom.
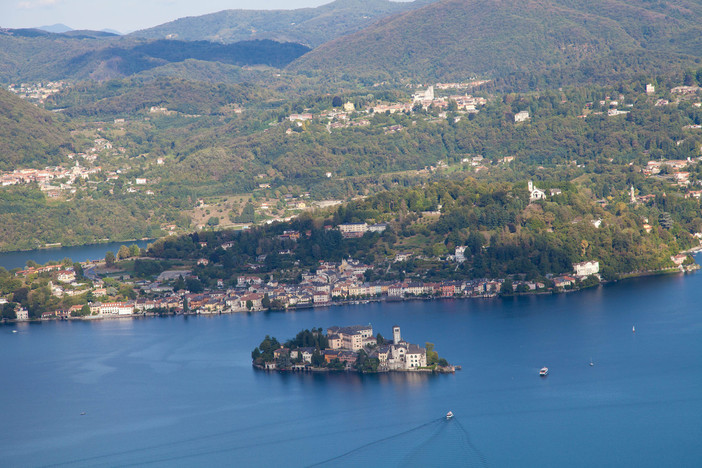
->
393, 325, 401, 344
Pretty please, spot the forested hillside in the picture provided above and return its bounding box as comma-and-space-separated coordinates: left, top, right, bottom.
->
135, 79, 702, 196
45, 77, 280, 118
0, 31, 309, 83
0, 185, 189, 251
131, 0, 436, 47
147, 177, 695, 283
0, 88, 75, 170
290, 0, 702, 87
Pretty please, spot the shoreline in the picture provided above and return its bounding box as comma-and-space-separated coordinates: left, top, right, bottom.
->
4, 263, 700, 325
0, 238, 155, 254
252, 363, 457, 374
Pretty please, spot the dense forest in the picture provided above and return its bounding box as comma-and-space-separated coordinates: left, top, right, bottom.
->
146, 176, 696, 286
0, 185, 188, 251
0, 89, 76, 170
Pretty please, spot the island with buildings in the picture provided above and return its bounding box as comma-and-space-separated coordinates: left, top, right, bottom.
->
251, 324, 455, 373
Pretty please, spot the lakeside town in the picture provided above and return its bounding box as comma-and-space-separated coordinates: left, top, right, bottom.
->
251, 324, 454, 373
1, 242, 697, 323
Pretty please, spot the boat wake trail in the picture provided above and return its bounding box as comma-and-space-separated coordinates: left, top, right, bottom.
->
454, 417, 489, 468
308, 415, 489, 468
306, 417, 444, 467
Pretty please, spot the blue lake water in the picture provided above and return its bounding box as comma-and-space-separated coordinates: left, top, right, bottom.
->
0, 240, 152, 270
2, 271, 702, 467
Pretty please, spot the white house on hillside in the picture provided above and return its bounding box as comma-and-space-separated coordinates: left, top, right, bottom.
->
528, 181, 546, 201
514, 110, 530, 122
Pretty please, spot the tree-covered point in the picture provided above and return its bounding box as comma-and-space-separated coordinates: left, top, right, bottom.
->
251, 335, 281, 363
284, 328, 329, 350
148, 173, 698, 285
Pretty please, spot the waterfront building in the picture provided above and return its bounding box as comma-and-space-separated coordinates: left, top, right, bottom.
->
573, 261, 600, 277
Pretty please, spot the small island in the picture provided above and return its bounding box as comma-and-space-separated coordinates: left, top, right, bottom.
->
251, 324, 455, 373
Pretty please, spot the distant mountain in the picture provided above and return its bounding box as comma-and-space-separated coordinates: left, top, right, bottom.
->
130, 0, 437, 47
64, 39, 310, 81
38, 24, 73, 33
0, 29, 309, 83
290, 0, 702, 87
62, 30, 120, 39
101, 29, 123, 36
0, 88, 73, 170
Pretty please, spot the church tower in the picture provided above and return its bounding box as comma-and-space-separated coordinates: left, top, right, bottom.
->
393, 325, 401, 344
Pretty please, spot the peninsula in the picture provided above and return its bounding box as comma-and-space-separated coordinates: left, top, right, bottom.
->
251, 325, 455, 373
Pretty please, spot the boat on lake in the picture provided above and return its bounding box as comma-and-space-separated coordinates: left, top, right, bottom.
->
540, 367, 548, 376
446, 411, 454, 420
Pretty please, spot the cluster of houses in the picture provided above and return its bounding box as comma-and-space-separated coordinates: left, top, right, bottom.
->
642, 158, 702, 188
286, 84, 488, 133
7, 252, 607, 322
0, 164, 101, 194
7, 81, 65, 103
0, 135, 156, 199
260, 324, 430, 372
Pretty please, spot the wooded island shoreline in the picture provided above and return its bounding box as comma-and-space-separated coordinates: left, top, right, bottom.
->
251, 325, 457, 374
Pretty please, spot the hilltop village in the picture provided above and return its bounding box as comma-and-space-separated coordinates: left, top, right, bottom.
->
251, 325, 453, 373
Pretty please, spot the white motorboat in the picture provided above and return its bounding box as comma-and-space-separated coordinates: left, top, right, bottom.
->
446, 411, 454, 420
539, 367, 548, 376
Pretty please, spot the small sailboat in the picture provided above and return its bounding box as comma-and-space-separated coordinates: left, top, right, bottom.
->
446, 411, 454, 420
589, 359, 594, 367
540, 367, 548, 376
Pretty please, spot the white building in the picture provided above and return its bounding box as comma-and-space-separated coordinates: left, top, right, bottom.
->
368, 223, 387, 233
15, 308, 29, 321
514, 110, 530, 122
413, 86, 434, 102
646, 84, 655, 95
455, 246, 467, 263
99, 302, 134, 315
385, 326, 427, 370
56, 270, 76, 283
338, 223, 368, 238
573, 260, 600, 277
528, 181, 546, 201
327, 325, 376, 352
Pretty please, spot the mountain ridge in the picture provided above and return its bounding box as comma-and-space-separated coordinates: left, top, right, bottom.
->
130, 0, 437, 47
289, 0, 702, 86
0, 31, 309, 83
